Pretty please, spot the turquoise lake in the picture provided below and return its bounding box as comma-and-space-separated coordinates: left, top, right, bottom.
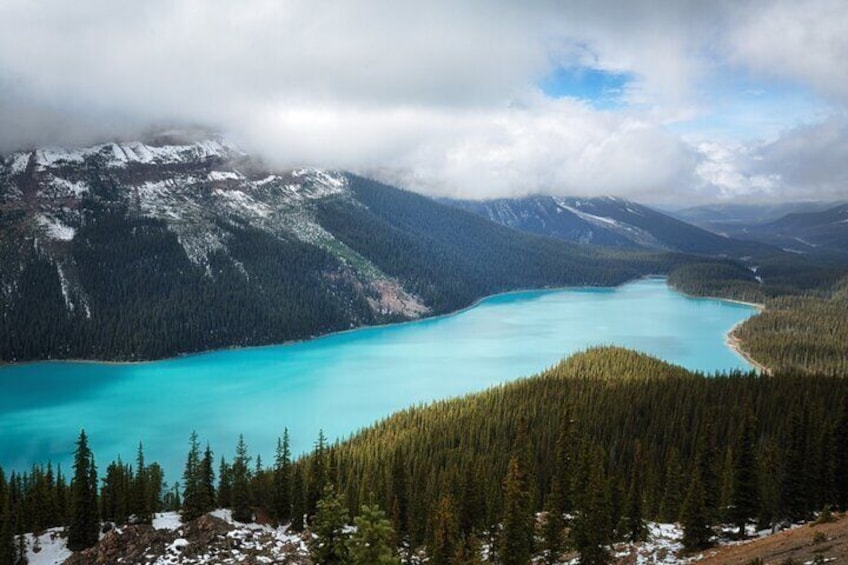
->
0, 277, 757, 481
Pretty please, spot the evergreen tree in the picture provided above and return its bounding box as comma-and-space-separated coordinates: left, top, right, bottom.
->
67, 430, 99, 551
553, 414, 576, 515
217, 457, 232, 509
200, 444, 216, 514
428, 496, 458, 565
290, 464, 307, 532
273, 430, 292, 524
499, 455, 532, 565
231, 435, 252, 523
307, 430, 328, 521
133, 443, 151, 524
624, 441, 646, 542
572, 449, 612, 565
181, 431, 204, 522
389, 450, 409, 540
309, 485, 350, 565
0, 496, 15, 565
542, 478, 566, 565
835, 394, 848, 511
730, 413, 760, 539
681, 467, 712, 551
697, 425, 720, 521
457, 461, 484, 539
14, 534, 26, 565
659, 447, 685, 522
347, 504, 398, 565
719, 446, 735, 522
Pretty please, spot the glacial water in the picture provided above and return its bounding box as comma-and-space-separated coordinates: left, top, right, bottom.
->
0, 277, 757, 480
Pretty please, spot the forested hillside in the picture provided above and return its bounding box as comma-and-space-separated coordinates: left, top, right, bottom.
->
0, 138, 681, 363
669, 258, 848, 374
5, 347, 846, 563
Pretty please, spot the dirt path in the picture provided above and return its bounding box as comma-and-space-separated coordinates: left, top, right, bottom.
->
694, 515, 848, 564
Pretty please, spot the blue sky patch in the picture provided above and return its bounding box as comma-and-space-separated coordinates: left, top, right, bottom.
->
540, 66, 633, 109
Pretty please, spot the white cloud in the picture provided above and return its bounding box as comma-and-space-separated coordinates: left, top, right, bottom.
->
0, 0, 846, 203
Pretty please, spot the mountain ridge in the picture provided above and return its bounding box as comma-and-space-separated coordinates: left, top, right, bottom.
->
0, 137, 676, 362
443, 194, 779, 256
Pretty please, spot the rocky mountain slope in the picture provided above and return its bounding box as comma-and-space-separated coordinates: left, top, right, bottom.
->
0, 134, 667, 362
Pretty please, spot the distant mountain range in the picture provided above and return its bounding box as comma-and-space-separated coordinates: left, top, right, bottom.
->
443, 195, 778, 257
0, 134, 673, 362
673, 202, 848, 255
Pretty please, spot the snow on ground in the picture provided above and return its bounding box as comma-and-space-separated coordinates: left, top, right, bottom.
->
25, 528, 71, 565
153, 511, 183, 531
637, 522, 684, 564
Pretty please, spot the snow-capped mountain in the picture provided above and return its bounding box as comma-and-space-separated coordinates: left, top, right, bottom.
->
0, 135, 656, 362
445, 195, 777, 256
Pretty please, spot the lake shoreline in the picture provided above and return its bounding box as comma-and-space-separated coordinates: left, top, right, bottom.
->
663, 284, 768, 374
1, 274, 759, 369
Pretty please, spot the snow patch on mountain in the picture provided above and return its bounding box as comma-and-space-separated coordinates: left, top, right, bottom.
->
46, 177, 89, 198
214, 188, 271, 218
36, 214, 76, 241
9, 152, 31, 175
208, 170, 243, 182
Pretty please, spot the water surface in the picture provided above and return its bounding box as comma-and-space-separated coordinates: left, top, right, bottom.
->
0, 277, 756, 480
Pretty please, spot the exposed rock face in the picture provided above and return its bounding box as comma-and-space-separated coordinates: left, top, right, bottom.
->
63, 513, 312, 564
0, 135, 430, 361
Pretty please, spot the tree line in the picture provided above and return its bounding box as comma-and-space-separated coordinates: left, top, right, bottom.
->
3, 347, 848, 564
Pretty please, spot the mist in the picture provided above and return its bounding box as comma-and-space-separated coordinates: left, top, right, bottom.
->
2, 0, 847, 204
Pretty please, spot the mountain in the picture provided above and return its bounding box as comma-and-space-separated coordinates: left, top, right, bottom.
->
444, 195, 777, 256
727, 203, 848, 254
0, 135, 672, 362
670, 200, 843, 228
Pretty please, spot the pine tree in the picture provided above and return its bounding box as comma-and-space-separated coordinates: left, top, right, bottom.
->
347, 504, 398, 565
681, 467, 712, 551
200, 444, 216, 514
389, 450, 409, 541
309, 485, 350, 565
273, 430, 292, 524
290, 464, 307, 532
624, 441, 646, 542
730, 413, 760, 539
553, 414, 576, 515
835, 394, 848, 511
659, 447, 684, 522
457, 461, 483, 539
133, 443, 151, 524
307, 430, 328, 521
572, 448, 612, 565
782, 407, 809, 522
0, 495, 15, 565
428, 496, 458, 565
231, 435, 252, 523
541, 477, 566, 565
181, 431, 204, 522
15, 534, 26, 565
67, 430, 99, 551
499, 456, 532, 565
217, 457, 232, 509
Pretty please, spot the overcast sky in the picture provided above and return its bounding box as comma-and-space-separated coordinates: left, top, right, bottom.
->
1, 0, 847, 203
